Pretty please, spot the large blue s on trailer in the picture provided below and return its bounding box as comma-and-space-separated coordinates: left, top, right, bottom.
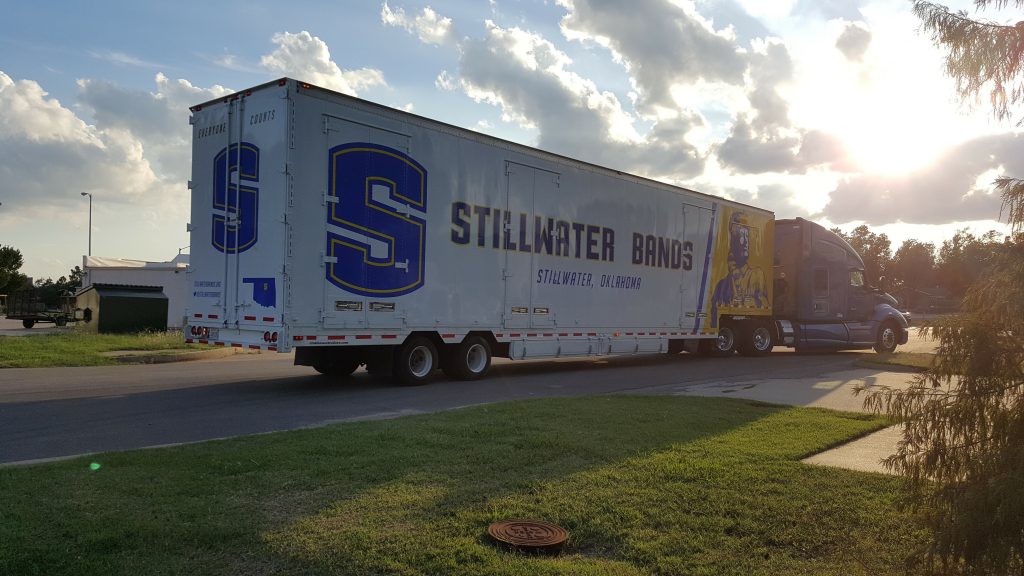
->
771, 218, 910, 353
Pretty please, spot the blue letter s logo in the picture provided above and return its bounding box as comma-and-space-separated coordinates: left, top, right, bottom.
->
326, 143, 427, 297
212, 142, 259, 254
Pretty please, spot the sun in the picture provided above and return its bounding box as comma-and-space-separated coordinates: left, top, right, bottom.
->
790, 77, 956, 175
784, 15, 983, 177
838, 106, 950, 175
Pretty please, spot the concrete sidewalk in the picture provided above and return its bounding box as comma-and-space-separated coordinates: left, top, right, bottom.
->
803, 425, 903, 474
643, 367, 919, 475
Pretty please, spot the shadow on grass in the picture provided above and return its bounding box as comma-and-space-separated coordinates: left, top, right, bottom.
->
260, 401, 915, 576
0, 396, 918, 576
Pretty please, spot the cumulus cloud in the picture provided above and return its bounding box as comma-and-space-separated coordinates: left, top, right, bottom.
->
559, 0, 746, 112
435, 69, 457, 91
2, 30, 396, 274
0, 72, 161, 210
380, 3, 709, 177
715, 38, 847, 174
791, 0, 864, 21
76, 73, 230, 183
260, 31, 386, 95
712, 39, 798, 171
381, 2, 456, 46
745, 39, 793, 131
797, 130, 850, 169
723, 182, 812, 218
716, 116, 801, 173
754, 183, 814, 217
2, 30, 385, 220
821, 133, 1024, 225
555, 2, 844, 178
836, 23, 871, 62
696, 0, 772, 44
457, 20, 704, 178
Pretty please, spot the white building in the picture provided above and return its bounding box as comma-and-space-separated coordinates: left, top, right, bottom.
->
81, 254, 189, 328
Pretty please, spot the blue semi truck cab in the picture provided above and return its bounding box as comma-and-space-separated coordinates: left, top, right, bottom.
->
772, 218, 910, 353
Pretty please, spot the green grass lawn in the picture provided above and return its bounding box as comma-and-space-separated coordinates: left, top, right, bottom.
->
0, 396, 922, 576
0, 330, 199, 368
856, 351, 935, 372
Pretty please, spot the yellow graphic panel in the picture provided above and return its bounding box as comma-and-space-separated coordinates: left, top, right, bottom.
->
706, 207, 773, 327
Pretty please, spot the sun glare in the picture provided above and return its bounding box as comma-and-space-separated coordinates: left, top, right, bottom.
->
840, 107, 950, 175
794, 72, 972, 177
784, 10, 986, 177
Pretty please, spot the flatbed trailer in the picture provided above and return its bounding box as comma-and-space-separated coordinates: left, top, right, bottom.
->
4, 290, 76, 328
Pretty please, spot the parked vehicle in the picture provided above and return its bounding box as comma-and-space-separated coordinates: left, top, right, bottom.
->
185, 78, 909, 384
4, 289, 77, 328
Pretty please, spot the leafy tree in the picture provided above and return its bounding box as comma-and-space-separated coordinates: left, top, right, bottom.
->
891, 240, 938, 310
0, 245, 29, 295
861, 2, 1024, 574
935, 229, 1005, 298
892, 239, 936, 291
32, 266, 84, 307
830, 224, 893, 285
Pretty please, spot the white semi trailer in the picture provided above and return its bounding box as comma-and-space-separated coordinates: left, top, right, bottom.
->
185, 78, 908, 384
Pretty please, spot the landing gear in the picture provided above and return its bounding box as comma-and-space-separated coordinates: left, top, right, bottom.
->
312, 349, 361, 378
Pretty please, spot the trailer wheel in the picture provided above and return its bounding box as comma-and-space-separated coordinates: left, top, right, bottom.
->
874, 320, 898, 354
442, 335, 492, 381
738, 322, 773, 356
394, 336, 438, 386
22, 319, 35, 329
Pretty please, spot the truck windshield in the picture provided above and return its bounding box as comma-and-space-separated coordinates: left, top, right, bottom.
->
849, 270, 865, 288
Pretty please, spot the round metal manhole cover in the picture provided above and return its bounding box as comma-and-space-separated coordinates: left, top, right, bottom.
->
487, 519, 568, 554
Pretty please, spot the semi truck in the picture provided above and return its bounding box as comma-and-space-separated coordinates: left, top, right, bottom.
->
184, 78, 910, 384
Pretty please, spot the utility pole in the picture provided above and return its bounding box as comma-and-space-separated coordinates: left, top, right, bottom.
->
80, 192, 92, 256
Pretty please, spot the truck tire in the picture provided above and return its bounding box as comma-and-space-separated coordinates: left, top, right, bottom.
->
701, 324, 737, 356
738, 322, 773, 356
442, 335, 492, 380
874, 321, 898, 354
393, 336, 438, 386
22, 319, 35, 329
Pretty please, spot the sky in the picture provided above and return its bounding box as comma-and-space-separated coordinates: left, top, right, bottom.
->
0, 0, 1019, 281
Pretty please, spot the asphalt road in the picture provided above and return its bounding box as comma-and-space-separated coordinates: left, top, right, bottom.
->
0, 330, 936, 466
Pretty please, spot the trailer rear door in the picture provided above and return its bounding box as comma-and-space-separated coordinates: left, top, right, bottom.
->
188, 86, 288, 337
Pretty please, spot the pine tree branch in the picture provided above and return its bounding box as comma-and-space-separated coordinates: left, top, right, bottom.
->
914, 1, 1024, 122
917, 1, 1018, 31
974, 1, 1024, 11
995, 176, 1024, 231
